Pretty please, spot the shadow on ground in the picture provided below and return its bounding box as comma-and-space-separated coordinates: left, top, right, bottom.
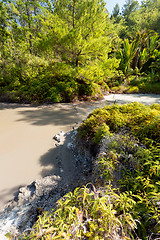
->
39, 147, 60, 177
17, 107, 77, 126
39, 131, 80, 182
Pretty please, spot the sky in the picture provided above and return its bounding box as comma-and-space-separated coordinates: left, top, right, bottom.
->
105, 0, 142, 15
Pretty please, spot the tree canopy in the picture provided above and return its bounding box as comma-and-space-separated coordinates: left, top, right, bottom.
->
0, 0, 159, 103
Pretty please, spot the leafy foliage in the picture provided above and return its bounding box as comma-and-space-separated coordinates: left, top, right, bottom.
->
0, 0, 159, 103
78, 102, 160, 239
7, 185, 137, 240
78, 102, 160, 144
0, 0, 120, 103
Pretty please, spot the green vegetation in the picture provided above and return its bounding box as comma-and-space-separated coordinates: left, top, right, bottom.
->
127, 76, 160, 94
14, 185, 137, 239
7, 103, 160, 239
2, 0, 160, 237
0, 0, 160, 103
78, 102, 160, 144
78, 102, 160, 239
96, 135, 160, 239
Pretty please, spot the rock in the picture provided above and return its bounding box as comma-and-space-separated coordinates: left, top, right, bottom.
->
17, 182, 36, 204
0, 175, 62, 239
67, 142, 73, 149
53, 131, 65, 143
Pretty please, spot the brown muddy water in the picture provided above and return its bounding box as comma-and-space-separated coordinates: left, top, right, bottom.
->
0, 101, 106, 209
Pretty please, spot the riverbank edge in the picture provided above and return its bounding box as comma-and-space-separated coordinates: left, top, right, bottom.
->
0, 129, 94, 239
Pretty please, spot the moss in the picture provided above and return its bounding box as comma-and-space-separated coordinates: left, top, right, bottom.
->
110, 86, 120, 92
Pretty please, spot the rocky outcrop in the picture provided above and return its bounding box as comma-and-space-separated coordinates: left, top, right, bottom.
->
0, 175, 65, 239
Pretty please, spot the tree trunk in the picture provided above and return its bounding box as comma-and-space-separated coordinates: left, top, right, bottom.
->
75, 57, 78, 67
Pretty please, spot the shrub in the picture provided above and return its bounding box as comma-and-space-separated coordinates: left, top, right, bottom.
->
49, 87, 62, 103
125, 86, 139, 93
92, 123, 111, 144
10, 185, 136, 240
78, 102, 160, 144
95, 134, 160, 239
78, 102, 160, 239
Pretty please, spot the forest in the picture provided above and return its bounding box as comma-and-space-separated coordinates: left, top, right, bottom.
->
1, 0, 160, 239
0, 0, 160, 103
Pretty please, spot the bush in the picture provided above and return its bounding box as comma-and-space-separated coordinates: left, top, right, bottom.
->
49, 87, 62, 103
0, 60, 109, 103
139, 82, 160, 94
11, 185, 136, 240
78, 102, 160, 144
77, 102, 160, 238
125, 86, 139, 93
95, 135, 160, 239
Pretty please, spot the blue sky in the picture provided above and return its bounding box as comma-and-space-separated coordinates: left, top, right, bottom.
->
105, 0, 142, 14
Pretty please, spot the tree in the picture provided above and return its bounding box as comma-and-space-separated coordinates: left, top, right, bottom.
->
47, 0, 110, 67
112, 3, 120, 18
111, 3, 123, 24
122, 0, 139, 21
128, 0, 160, 34
0, 1, 9, 44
